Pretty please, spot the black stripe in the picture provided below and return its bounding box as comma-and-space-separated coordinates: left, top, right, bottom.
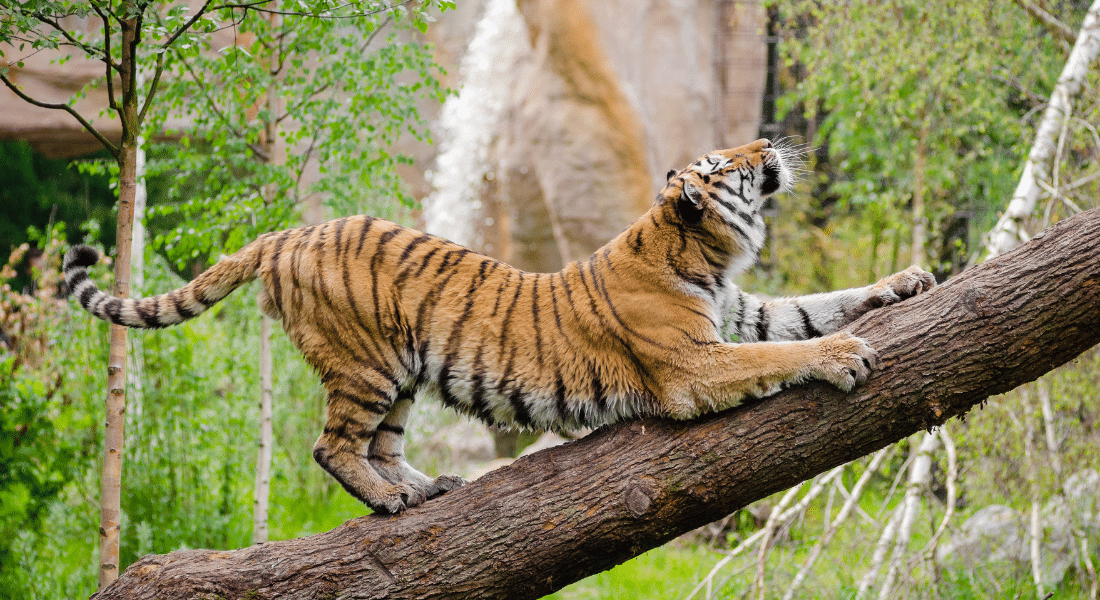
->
530, 276, 544, 362
548, 275, 565, 333
574, 263, 659, 400
755, 305, 768, 342
306, 230, 393, 377
173, 293, 199, 319
399, 234, 433, 262
435, 249, 471, 275
370, 227, 404, 352
323, 422, 371, 443
734, 293, 746, 340
354, 216, 377, 258
468, 345, 494, 422
104, 298, 124, 323
329, 388, 391, 415
412, 265, 464, 369
134, 299, 157, 326
591, 253, 675, 349
268, 230, 292, 317
438, 263, 493, 416
508, 385, 533, 428
629, 229, 644, 254
554, 374, 570, 425
796, 305, 822, 339
287, 229, 311, 319
590, 365, 608, 420
67, 269, 88, 290
496, 273, 526, 363
78, 284, 97, 309
672, 265, 713, 295
412, 247, 441, 279
376, 422, 405, 435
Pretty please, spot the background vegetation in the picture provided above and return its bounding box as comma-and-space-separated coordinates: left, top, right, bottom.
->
1, 0, 1099, 598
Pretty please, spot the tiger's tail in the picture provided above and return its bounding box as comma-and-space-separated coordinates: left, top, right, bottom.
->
63, 243, 261, 329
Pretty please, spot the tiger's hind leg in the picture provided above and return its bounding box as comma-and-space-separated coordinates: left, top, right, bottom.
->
313, 383, 426, 515
368, 393, 466, 503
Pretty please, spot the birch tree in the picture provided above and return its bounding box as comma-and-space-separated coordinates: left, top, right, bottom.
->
983, 0, 1100, 258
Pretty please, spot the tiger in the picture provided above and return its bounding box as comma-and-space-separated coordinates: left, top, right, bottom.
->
64, 138, 936, 515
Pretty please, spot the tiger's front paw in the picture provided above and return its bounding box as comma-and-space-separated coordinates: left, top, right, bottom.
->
812, 332, 877, 392
866, 265, 936, 309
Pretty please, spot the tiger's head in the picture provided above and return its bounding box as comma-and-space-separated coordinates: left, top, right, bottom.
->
648, 138, 802, 286
662, 138, 797, 223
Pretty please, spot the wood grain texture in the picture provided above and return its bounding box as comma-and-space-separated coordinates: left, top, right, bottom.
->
93, 207, 1100, 600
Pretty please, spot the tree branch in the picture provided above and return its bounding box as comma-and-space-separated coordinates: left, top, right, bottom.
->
160, 0, 214, 50
89, 2, 121, 114
31, 11, 110, 63
94, 207, 1100, 600
0, 73, 119, 157
137, 50, 165, 125
209, 0, 413, 19
1013, 0, 1077, 45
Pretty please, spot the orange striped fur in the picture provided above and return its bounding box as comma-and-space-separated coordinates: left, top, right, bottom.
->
64, 139, 934, 514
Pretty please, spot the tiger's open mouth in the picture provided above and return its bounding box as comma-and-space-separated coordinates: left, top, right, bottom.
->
761, 162, 782, 196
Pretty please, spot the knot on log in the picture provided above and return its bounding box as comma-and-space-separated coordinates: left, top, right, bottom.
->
622, 477, 657, 518
960, 286, 990, 317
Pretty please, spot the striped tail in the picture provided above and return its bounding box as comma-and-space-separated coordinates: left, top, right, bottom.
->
63, 244, 260, 329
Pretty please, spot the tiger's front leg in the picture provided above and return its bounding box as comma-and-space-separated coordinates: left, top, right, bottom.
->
728, 265, 936, 343
659, 332, 878, 419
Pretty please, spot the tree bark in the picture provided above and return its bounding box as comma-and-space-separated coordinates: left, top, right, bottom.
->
93, 207, 1100, 600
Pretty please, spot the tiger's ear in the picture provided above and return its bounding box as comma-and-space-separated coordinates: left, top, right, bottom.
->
677, 182, 705, 223
666, 169, 677, 182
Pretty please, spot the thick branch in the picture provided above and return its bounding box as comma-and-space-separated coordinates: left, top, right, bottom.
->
95, 207, 1100, 600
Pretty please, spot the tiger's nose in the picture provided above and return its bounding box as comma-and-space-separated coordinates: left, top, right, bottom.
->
753, 138, 773, 150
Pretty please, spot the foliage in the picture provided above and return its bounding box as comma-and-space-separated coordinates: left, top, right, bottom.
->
144, 1, 448, 267
0, 142, 117, 261
772, 0, 1076, 277
0, 233, 98, 598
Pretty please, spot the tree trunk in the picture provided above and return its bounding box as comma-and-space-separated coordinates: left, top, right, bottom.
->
98, 6, 141, 590
911, 114, 930, 268
253, 11, 285, 545
253, 315, 274, 545
93, 207, 1100, 600
983, 0, 1100, 259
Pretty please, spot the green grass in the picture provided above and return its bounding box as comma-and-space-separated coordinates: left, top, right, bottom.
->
546, 544, 717, 600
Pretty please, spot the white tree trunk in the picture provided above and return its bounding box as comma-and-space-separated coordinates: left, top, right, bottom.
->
127, 135, 146, 450
877, 432, 940, 600
253, 315, 274, 545
253, 10, 285, 545
983, 0, 1100, 259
